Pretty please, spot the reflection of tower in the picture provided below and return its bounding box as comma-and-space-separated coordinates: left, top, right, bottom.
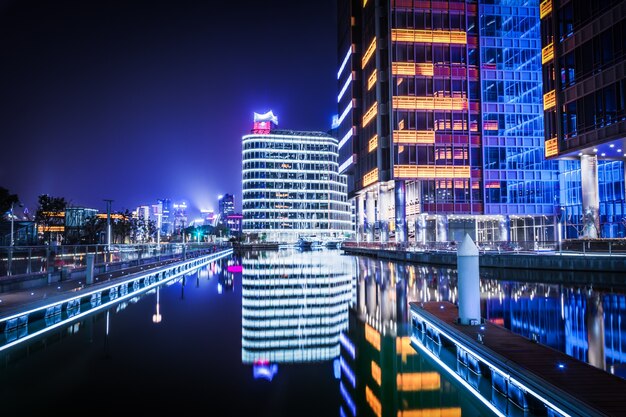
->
586, 292, 605, 371
241, 249, 355, 367
340, 256, 464, 417
152, 287, 162, 324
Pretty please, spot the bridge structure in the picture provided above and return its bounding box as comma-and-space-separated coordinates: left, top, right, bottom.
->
0, 246, 233, 352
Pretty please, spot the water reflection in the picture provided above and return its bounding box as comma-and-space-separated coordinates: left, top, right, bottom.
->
241, 249, 355, 370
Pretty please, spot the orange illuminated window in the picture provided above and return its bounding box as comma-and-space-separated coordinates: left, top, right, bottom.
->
368, 69, 377, 90
483, 120, 498, 131
398, 408, 462, 417
435, 120, 469, 131
363, 101, 378, 127
391, 62, 434, 76
393, 96, 467, 111
368, 134, 378, 152
394, 165, 470, 179
545, 136, 558, 157
543, 90, 556, 110
393, 130, 435, 144
362, 37, 377, 69
365, 386, 382, 417
542, 43, 554, 64
365, 323, 381, 349
371, 361, 381, 385
391, 29, 467, 44
540, 0, 552, 19
396, 372, 441, 391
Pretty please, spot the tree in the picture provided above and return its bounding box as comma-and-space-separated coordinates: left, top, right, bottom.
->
82, 215, 106, 244
0, 187, 19, 218
112, 209, 133, 244
35, 194, 67, 244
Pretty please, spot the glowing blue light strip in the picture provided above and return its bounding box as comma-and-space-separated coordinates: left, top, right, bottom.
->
412, 312, 573, 417
340, 356, 356, 388
337, 75, 352, 103
411, 335, 506, 417
337, 47, 352, 79
338, 155, 354, 173
337, 102, 352, 127
340, 381, 356, 416
338, 128, 353, 150
339, 332, 356, 359
0, 249, 233, 351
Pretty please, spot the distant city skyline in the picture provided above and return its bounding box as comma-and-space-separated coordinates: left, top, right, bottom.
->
0, 0, 337, 215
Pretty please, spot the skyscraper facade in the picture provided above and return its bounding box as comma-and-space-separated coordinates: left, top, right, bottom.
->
218, 194, 235, 216
242, 111, 352, 243
541, 0, 626, 238
338, 0, 560, 244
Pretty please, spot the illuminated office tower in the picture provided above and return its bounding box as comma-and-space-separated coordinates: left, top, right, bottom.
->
241, 249, 355, 365
242, 111, 352, 243
218, 194, 235, 216
541, 0, 626, 238
338, 0, 559, 244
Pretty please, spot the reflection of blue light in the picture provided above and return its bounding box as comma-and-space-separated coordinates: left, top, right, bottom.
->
339, 381, 356, 416
217, 283, 223, 294
339, 406, 347, 417
340, 356, 355, 388
339, 332, 355, 359
253, 363, 278, 381
334, 358, 341, 379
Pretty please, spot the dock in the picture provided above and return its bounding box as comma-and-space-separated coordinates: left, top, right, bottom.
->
410, 301, 626, 417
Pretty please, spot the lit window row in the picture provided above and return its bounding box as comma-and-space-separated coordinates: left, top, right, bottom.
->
541, 43, 553, 64
394, 165, 471, 179
362, 37, 377, 69
363, 168, 379, 187
367, 69, 377, 90
540, 0, 552, 19
396, 372, 441, 391
362, 101, 378, 127
393, 96, 467, 111
368, 134, 378, 152
391, 62, 434, 76
365, 386, 382, 417
393, 130, 435, 144
543, 90, 556, 110
391, 29, 467, 44
545, 137, 558, 157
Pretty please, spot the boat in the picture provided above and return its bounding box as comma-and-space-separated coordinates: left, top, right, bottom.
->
296, 235, 322, 249
321, 236, 344, 249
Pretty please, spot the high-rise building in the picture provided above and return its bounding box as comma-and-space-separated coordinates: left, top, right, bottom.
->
338, 0, 561, 244
541, 0, 626, 238
157, 198, 172, 236
218, 194, 235, 216
241, 111, 352, 243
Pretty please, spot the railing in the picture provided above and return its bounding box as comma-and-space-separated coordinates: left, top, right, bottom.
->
0, 242, 231, 278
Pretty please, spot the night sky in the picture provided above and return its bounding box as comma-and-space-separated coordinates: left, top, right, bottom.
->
0, 0, 337, 218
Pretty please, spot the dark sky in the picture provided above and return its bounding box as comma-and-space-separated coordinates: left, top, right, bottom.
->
0, 0, 337, 218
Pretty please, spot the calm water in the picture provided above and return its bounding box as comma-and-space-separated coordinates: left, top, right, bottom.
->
1, 249, 624, 415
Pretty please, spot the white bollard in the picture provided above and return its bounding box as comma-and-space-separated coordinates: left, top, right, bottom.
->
457, 234, 481, 325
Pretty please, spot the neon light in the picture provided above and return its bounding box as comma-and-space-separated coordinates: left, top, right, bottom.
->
337, 46, 352, 80
393, 130, 435, 144
242, 134, 338, 144
545, 137, 558, 157
371, 360, 381, 385
365, 323, 380, 350
254, 110, 278, 125
542, 42, 554, 64
338, 101, 352, 126
391, 62, 434, 76
367, 69, 377, 90
340, 356, 356, 388
338, 74, 353, 102
339, 332, 355, 359
361, 37, 376, 69
391, 29, 467, 44
338, 127, 354, 150
363, 168, 378, 187
368, 134, 378, 152
339, 155, 355, 173
365, 386, 382, 417
543, 90, 556, 110
394, 165, 470, 179
340, 381, 356, 416
540, 0, 552, 19
362, 101, 378, 127
393, 96, 467, 111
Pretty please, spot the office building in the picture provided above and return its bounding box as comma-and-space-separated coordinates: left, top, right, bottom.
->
157, 198, 172, 236
541, 0, 626, 238
242, 111, 352, 243
337, 0, 560, 244
218, 194, 235, 216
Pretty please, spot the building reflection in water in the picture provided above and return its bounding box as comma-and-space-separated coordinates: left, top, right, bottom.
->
241, 249, 355, 379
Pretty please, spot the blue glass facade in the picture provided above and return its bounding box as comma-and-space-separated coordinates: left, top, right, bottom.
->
480, 0, 559, 241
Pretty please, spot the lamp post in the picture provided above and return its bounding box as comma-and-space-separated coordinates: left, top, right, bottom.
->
104, 199, 113, 251
9, 202, 15, 247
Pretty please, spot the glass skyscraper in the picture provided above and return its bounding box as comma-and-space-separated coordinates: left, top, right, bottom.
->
338, 0, 560, 244
541, 0, 626, 238
242, 111, 352, 243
